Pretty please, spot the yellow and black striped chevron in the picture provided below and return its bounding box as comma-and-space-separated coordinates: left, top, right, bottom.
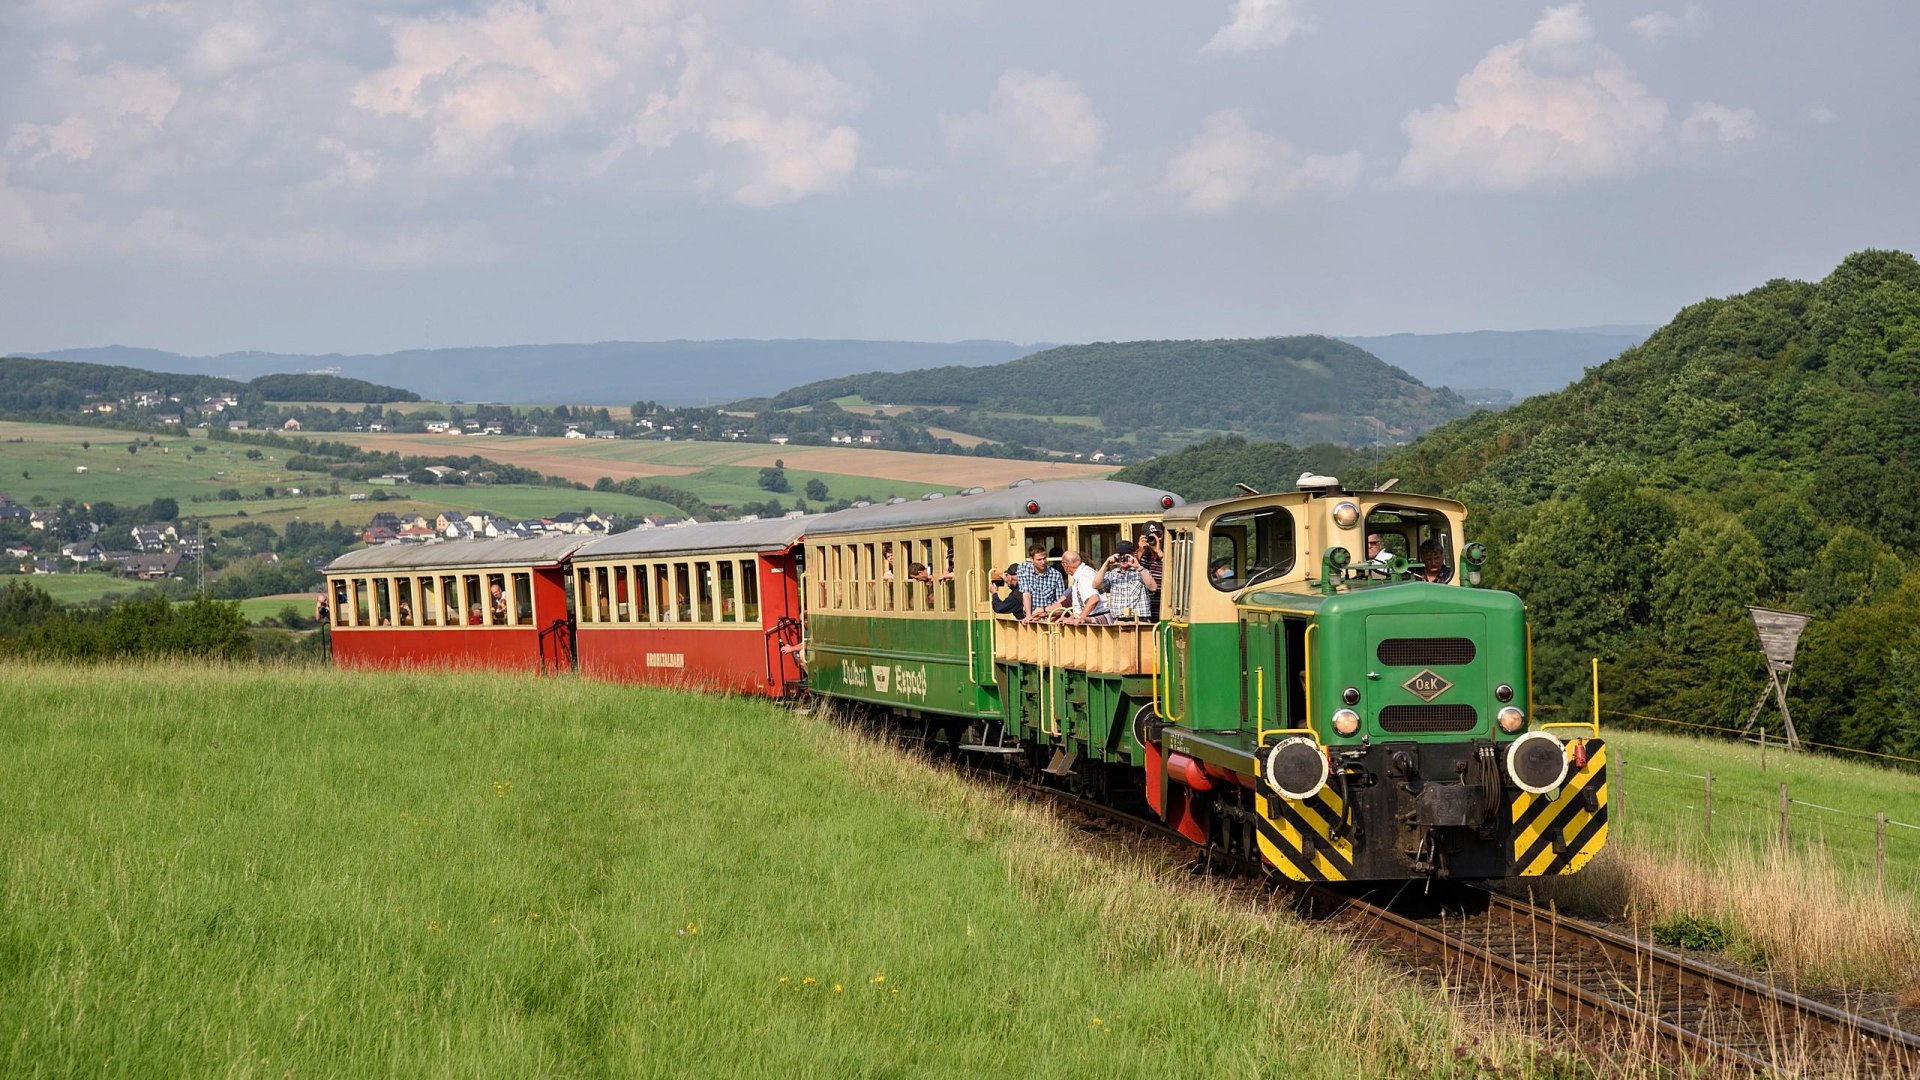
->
1254, 785, 1355, 882
1508, 739, 1609, 877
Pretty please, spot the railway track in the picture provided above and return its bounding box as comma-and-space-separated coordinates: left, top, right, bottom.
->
971, 761, 1920, 1077
1323, 884, 1920, 1077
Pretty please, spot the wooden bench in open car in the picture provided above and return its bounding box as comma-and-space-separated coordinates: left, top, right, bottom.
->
568, 517, 807, 697
322, 535, 586, 672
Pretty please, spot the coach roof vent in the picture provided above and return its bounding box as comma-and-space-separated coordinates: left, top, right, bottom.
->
958, 486, 986, 496
886, 497, 908, 505
920, 492, 943, 500
1008, 478, 1033, 488
1296, 472, 1344, 495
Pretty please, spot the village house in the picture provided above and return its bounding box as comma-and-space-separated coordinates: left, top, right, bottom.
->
830, 430, 853, 444
769, 433, 790, 445
61, 541, 104, 563
859, 429, 883, 444
281, 418, 303, 431
564, 427, 588, 439
227, 419, 249, 431
122, 553, 182, 580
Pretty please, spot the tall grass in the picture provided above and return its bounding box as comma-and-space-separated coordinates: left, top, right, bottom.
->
1525, 729, 1920, 993
0, 661, 1553, 1078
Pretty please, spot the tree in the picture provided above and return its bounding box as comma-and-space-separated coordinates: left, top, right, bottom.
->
127, 443, 138, 455
81, 441, 90, 451
757, 467, 791, 493
805, 478, 829, 501
151, 496, 179, 521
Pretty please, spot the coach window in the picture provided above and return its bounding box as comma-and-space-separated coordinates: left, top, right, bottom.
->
418, 576, 438, 625
1024, 526, 1067, 568
976, 537, 994, 604
856, 544, 872, 609
632, 564, 652, 622
739, 559, 760, 621
395, 578, 415, 626
332, 579, 350, 627
351, 578, 370, 626
441, 574, 461, 626
456, 574, 478, 624
669, 563, 691, 621
574, 567, 593, 624
512, 572, 533, 625
717, 560, 738, 622
482, 573, 503, 625
1206, 506, 1296, 592
1079, 523, 1121, 566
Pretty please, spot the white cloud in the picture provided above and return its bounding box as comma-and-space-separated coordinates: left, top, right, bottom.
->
1627, 5, 1703, 45
1166, 109, 1359, 215
1201, 0, 1315, 56
0, 0, 869, 262
942, 69, 1105, 172
1392, 3, 1756, 191
1680, 101, 1758, 143
1803, 104, 1839, 126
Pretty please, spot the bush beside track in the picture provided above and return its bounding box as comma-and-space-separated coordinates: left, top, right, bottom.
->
0, 662, 1560, 1078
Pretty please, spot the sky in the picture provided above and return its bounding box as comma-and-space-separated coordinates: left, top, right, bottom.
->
1, 0, 1914, 356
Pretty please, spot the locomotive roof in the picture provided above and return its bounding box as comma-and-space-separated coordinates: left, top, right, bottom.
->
325, 534, 588, 573
801, 479, 1180, 537
574, 516, 809, 561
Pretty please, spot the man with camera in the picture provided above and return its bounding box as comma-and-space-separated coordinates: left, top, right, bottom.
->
1094, 540, 1158, 622
989, 563, 1025, 616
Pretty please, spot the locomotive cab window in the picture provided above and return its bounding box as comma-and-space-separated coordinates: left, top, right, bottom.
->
1364, 506, 1457, 583
1206, 507, 1296, 591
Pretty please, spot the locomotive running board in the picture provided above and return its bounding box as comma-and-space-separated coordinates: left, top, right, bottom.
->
959, 744, 1024, 755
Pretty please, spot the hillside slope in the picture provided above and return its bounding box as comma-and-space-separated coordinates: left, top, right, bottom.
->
768, 336, 1474, 448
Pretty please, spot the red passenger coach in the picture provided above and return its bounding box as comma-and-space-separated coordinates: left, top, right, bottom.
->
569, 518, 807, 697
323, 535, 586, 672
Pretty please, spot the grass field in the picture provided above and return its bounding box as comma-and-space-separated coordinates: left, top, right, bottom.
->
3, 572, 150, 605
0, 661, 1546, 1079
0, 421, 684, 529
1527, 723, 1920, 990
236, 592, 314, 623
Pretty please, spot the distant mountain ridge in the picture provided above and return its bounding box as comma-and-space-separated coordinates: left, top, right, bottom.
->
25, 328, 1651, 408
30, 341, 1050, 407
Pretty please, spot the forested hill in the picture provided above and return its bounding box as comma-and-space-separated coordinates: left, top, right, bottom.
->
764, 336, 1475, 448
1122, 251, 1920, 762
0, 356, 418, 413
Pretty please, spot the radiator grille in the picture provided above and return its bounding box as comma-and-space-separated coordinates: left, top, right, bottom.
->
1378, 704, 1480, 733
1377, 637, 1477, 666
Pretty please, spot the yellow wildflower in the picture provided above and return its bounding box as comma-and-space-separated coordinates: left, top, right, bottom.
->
870, 973, 885, 985
802, 977, 817, 987
428, 921, 440, 933
778, 977, 789, 986
1090, 1017, 1104, 1028
832, 984, 843, 994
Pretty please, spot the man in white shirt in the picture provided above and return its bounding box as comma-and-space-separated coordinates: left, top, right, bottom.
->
1058, 549, 1111, 624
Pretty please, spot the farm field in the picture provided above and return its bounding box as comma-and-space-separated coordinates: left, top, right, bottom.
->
237, 592, 313, 623
332, 430, 1113, 491
0, 421, 683, 528
0, 661, 1527, 1079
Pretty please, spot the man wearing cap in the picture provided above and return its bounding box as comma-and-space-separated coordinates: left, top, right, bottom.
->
1137, 524, 1165, 620
1095, 541, 1157, 621
989, 562, 1025, 616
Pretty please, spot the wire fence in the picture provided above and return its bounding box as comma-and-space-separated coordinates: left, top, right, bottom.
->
1601, 749, 1919, 896
1536, 701, 1920, 769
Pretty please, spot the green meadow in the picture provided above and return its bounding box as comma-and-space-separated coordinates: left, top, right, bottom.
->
0, 421, 683, 527
0, 661, 1536, 1079
3, 573, 149, 605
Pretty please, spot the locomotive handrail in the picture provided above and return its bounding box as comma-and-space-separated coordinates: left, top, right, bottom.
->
1302, 623, 1318, 728
1254, 665, 1267, 744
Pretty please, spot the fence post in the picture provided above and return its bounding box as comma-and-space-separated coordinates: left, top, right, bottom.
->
1760, 726, 1767, 772
1703, 771, 1713, 842
1878, 813, 1888, 895
1778, 783, 1790, 850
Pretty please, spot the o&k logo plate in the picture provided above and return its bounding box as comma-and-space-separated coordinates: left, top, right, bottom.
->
1403, 668, 1452, 702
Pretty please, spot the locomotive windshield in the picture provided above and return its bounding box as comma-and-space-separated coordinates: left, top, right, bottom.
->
1362, 505, 1457, 583
1206, 506, 1297, 590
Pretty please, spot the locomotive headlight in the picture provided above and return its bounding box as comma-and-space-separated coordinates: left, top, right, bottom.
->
1495, 683, 1514, 702
1331, 708, 1361, 736
1505, 730, 1569, 794
1497, 706, 1527, 732
1332, 501, 1361, 529
1265, 736, 1330, 801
